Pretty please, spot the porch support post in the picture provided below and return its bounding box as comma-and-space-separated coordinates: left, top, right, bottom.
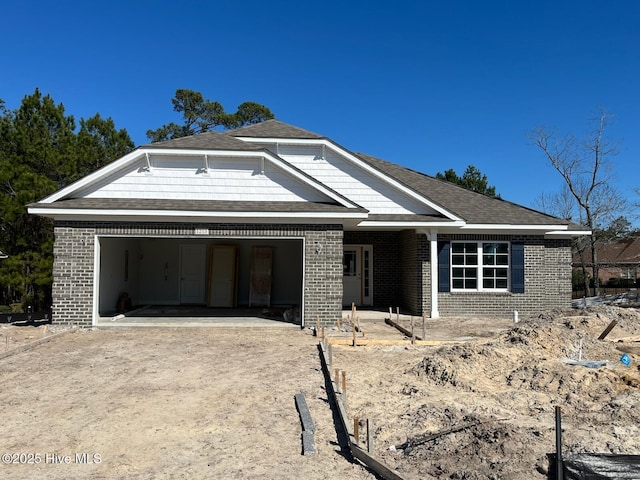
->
425, 229, 440, 319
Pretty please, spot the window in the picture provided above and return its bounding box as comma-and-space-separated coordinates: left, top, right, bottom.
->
621, 267, 637, 280
451, 242, 509, 291
343, 251, 357, 276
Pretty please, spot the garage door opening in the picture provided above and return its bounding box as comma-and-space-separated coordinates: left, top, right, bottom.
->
95, 236, 304, 326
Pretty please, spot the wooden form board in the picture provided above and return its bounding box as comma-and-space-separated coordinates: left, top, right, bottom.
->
249, 246, 273, 307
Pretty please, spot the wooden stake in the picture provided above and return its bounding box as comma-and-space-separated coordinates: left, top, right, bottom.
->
598, 319, 618, 340
367, 418, 374, 453
342, 371, 348, 405
337, 316, 342, 331
327, 342, 333, 368
411, 316, 415, 345
321, 326, 325, 342
422, 311, 426, 340
352, 321, 357, 347
354, 417, 360, 444
316, 316, 320, 336
396, 306, 400, 324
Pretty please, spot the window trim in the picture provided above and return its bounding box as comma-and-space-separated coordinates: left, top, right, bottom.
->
621, 267, 636, 280
450, 241, 511, 292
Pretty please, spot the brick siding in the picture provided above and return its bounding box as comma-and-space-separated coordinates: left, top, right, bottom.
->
434, 234, 572, 318
52, 222, 572, 327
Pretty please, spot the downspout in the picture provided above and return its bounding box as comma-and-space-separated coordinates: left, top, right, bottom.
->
424, 229, 440, 319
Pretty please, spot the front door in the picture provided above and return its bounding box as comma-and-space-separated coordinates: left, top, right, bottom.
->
179, 244, 206, 304
342, 245, 372, 307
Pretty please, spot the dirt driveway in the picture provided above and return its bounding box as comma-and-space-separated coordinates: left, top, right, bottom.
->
0, 326, 376, 480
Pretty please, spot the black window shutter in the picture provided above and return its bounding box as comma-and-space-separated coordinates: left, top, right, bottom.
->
511, 242, 525, 293
437, 242, 450, 293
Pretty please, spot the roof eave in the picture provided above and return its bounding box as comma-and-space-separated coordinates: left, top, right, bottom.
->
357, 220, 466, 228
27, 207, 369, 224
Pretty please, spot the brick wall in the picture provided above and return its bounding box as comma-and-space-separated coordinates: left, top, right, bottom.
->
52, 222, 343, 327
434, 234, 573, 318
399, 229, 431, 314
52, 222, 573, 326
52, 225, 96, 327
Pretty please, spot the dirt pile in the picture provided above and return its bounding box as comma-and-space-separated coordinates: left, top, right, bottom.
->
340, 306, 640, 479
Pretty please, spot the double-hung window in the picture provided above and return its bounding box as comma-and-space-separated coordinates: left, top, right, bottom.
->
451, 242, 509, 291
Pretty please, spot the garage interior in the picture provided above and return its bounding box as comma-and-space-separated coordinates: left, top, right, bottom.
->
96, 237, 304, 326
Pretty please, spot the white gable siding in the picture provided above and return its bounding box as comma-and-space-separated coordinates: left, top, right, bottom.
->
76, 155, 331, 202
259, 143, 437, 215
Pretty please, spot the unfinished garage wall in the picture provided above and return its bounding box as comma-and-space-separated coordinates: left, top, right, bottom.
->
98, 237, 142, 315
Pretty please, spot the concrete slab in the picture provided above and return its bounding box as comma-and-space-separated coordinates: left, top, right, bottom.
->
97, 305, 300, 328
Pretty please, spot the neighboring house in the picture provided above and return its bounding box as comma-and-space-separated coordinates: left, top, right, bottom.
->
573, 236, 640, 285
28, 120, 587, 328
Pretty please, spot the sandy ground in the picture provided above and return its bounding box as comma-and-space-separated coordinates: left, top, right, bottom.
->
0, 326, 375, 480
332, 306, 640, 479
1, 306, 639, 480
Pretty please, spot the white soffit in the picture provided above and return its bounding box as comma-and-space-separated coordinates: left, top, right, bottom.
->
235, 137, 463, 222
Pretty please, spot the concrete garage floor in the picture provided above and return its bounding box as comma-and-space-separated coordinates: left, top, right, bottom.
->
97, 305, 301, 328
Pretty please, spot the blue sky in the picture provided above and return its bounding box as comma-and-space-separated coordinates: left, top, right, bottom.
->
2, 1, 639, 217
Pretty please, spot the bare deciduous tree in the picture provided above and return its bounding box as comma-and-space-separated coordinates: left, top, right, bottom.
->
532, 185, 577, 222
529, 110, 627, 296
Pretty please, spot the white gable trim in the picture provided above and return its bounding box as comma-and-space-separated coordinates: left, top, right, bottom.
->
235, 137, 464, 222
43, 149, 146, 203
39, 147, 360, 210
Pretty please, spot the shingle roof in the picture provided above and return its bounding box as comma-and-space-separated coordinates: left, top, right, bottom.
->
226, 119, 325, 139
29, 198, 367, 214
575, 236, 640, 265
45, 119, 583, 229
141, 130, 265, 151
354, 152, 572, 226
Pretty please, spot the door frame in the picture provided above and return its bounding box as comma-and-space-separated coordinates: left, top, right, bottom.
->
342, 244, 373, 307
